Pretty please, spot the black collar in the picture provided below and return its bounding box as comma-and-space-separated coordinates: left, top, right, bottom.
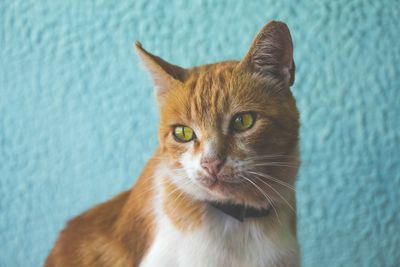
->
210, 202, 271, 222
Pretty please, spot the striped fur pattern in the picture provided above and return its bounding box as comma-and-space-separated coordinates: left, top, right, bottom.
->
45, 21, 300, 267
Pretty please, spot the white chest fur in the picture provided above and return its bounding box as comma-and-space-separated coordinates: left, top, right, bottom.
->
140, 206, 299, 267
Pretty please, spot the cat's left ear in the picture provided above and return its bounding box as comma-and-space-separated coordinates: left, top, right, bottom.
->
135, 42, 187, 102
239, 21, 295, 86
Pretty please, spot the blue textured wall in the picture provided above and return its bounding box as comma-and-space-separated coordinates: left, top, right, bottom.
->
1, 1, 400, 266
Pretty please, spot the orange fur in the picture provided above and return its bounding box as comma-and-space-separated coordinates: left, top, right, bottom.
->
46, 21, 299, 266
162, 178, 204, 231
45, 156, 158, 267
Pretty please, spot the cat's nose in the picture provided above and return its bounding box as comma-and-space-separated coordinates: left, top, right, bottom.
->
201, 157, 225, 176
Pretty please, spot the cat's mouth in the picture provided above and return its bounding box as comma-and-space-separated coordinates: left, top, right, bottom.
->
208, 180, 241, 193
197, 175, 241, 192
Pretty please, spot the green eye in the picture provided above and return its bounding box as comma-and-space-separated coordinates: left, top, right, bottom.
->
232, 112, 255, 132
173, 125, 195, 142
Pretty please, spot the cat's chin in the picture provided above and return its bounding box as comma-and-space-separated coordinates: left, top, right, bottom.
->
196, 182, 274, 209
204, 180, 241, 196
170, 175, 269, 208
197, 175, 240, 187
175, 179, 271, 210
195, 179, 262, 205
195, 175, 241, 193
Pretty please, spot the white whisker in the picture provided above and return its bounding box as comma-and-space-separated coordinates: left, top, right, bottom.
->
250, 175, 295, 214
238, 174, 282, 225
246, 171, 296, 192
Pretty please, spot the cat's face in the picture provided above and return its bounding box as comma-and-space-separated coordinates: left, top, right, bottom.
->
137, 21, 299, 209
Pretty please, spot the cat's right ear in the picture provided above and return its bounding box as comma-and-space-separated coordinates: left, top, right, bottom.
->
134, 42, 187, 102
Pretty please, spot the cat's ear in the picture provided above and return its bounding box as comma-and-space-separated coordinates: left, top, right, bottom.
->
239, 21, 295, 86
134, 42, 187, 101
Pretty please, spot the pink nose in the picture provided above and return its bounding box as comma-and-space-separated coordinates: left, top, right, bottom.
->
201, 157, 225, 176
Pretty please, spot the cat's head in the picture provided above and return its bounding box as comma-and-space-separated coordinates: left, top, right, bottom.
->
136, 21, 299, 209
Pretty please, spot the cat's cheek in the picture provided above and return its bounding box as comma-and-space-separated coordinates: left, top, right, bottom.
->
179, 150, 202, 181
227, 136, 255, 159
172, 161, 182, 169
233, 139, 253, 155
164, 134, 198, 161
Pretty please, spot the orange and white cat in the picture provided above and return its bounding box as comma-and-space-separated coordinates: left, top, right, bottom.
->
45, 21, 300, 267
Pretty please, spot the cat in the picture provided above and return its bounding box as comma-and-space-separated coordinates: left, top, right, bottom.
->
45, 20, 300, 267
